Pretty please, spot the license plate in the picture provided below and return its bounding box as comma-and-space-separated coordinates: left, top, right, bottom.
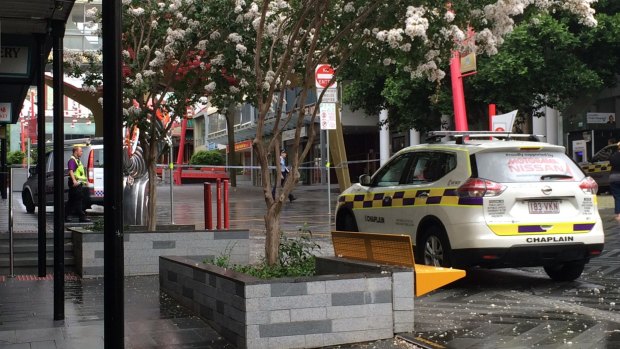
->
528, 200, 560, 214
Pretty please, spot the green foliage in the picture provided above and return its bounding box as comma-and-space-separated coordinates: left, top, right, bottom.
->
341, 6, 620, 132
189, 150, 225, 166
204, 243, 236, 268
7, 151, 25, 165
205, 226, 320, 279
86, 219, 105, 232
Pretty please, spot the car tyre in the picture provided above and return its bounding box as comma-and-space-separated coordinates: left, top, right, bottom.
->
336, 211, 358, 232
22, 190, 36, 213
543, 261, 586, 282
416, 226, 452, 267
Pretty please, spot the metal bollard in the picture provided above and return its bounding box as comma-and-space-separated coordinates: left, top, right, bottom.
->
216, 178, 222, 229
223, 180, 229, 229
204, 182, 212, 230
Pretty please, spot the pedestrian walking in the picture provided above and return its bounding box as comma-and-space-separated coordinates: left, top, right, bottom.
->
609, 142, 620, 222
66, 146, 91, 222
272, 150, 296, 202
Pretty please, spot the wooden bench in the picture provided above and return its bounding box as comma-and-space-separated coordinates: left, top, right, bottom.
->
331, 231, 466, 297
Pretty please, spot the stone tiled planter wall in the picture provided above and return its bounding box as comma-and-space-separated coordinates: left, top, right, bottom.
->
72, 229, 249, 278
160, 255, 415, 349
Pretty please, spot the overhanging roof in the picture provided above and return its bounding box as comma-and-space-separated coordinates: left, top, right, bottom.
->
0, 0, 75, 124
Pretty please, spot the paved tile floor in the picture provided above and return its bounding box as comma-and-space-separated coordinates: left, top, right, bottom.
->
1, 184, 617, 348
0, 183, 414, 348
0, 275, 234, 349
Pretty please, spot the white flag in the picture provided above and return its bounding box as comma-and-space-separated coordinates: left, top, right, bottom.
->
491, 110, 518, 132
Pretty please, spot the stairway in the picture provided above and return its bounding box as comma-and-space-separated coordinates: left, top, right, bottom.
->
0, 231, 74, 275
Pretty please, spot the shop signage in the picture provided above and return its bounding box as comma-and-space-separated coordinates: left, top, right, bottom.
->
0, 103, 11, 123
0, 46, 30, 78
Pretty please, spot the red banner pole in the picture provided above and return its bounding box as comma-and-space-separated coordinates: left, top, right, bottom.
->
450, 51, 468, 131
223, 180, 229, 229
488, 104, 497, 131
174, 118, 188, 185
216, 178, 222, 229
204, 182, 212, 229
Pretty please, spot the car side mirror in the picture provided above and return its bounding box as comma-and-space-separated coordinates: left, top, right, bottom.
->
29, 167, 37, 176
359, 174, 371, 186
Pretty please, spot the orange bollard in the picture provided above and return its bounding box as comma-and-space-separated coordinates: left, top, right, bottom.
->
204, 182, 212, 230
223, 180, 229, 229
216, 178, 222, 229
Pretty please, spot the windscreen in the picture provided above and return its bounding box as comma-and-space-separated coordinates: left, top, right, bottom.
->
475, 151, 585, 183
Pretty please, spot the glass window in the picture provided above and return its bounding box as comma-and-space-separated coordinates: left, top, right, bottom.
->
404, 152, 457, 184
93, 149, 104, 168
476, 151, 584, 182
372, 153, 412, 187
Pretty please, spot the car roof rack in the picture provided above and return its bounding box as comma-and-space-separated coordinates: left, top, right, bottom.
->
64, 137, 92, 145
428, 131, 543, 144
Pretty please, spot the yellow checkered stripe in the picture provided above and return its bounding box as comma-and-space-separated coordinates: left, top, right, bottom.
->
488, 222, 595, 236
337, 188, 482, 209
581, 162, 610, 173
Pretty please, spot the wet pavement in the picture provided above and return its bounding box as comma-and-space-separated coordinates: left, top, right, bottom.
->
2, 182, 620, 348
407, 201, 620, 349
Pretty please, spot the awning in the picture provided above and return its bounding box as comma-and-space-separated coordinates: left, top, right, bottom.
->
0, 0, 75, 124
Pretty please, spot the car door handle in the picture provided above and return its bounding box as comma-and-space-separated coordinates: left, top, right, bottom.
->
418, 191, 429, 198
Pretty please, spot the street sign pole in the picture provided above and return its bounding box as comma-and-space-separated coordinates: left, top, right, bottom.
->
315, 64, 338, 221
326, 130, 330, 219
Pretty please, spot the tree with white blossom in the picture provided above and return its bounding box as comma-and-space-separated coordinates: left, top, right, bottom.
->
68, 0, 599, 264
233, 0, 598, 264
67, 0, 256, 231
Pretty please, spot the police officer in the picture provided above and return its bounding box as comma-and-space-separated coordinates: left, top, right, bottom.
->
271, 150, 297, 202
66, 146, 91, 222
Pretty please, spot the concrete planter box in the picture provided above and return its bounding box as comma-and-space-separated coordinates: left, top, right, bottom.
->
71, 228, 249, 278
160, 255, 415, 349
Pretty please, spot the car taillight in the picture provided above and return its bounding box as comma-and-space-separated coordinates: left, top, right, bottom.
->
457, 178, 506, 198
579, 176, 598, 195
87, 150, 94, 184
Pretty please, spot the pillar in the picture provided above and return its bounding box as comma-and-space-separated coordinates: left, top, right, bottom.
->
409, 129, 420, 146
379, 109, 389, 166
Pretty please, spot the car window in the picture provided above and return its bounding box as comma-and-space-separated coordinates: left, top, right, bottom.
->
475, 151, 585, 183
372, 153, 412, 187
46, 153, 53, 172
404, 152, 456, 184
592, 144, 616, 162
92, 148, 104, 167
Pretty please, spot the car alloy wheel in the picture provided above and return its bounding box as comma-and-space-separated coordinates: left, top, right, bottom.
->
423, 235, 445, 266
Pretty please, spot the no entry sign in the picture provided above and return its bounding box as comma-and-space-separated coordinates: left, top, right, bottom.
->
315, 64, 336, 89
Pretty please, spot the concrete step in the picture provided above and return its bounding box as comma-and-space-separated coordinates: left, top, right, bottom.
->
0, 256, 74, 267
0, 231, 76, 274
0, 244, 72, 253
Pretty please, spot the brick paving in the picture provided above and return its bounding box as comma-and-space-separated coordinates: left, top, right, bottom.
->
1, 185, 618, 348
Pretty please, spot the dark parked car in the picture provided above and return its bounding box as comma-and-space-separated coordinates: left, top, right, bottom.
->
21, 139, 102, 213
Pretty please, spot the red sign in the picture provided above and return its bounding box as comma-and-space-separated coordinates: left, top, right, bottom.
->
315, 64, 336, 89
234, 140, 252, 152
227, 139, 253, 153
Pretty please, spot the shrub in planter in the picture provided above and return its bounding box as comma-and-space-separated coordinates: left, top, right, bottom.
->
7, 151, 26, 165
206, 226, 320, 278
189, 150, 225, 165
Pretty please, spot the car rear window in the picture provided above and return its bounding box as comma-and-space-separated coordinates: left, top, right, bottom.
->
475, 151, 585, 183
92, 149, 104, 168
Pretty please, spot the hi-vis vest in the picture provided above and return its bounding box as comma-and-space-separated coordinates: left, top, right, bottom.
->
71, 156, 87, 183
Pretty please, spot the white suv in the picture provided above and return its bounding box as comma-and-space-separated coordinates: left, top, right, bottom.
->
335, 132, 604, 281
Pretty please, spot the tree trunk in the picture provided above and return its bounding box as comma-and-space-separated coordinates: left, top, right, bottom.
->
146, 138, 158, 231
264, 202, 282, 265
226, 108, 237, 187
